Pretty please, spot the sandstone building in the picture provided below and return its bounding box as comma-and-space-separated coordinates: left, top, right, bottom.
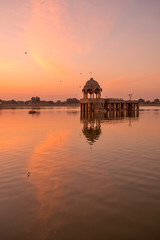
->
80, 78, 139, 112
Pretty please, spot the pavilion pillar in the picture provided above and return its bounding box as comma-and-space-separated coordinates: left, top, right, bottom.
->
81, 103, 84, 112
106, 103, 109, 110
88, 103, 91, 112
85, 103, 88, 112
137, 103, 139, 110
106, 110, 109, 119
116, 110, 120, 118
119, 103, 121, 111
92, 103, 94, 111
126, 103, 128, 111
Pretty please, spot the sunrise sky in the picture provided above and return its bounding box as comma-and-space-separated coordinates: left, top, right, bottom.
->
0, 0, 160, 101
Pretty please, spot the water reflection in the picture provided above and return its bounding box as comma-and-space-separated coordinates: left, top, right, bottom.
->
81, 114, 101, 145
66, 110, 79, 115
1, 108, 160, 240
81, 111, 139, 144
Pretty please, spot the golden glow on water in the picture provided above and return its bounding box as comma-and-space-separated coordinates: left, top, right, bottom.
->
0, 107, 160, 239
28, 129, 70, 222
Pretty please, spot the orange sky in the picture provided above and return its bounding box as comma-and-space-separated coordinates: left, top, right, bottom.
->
0, 0, 160, 100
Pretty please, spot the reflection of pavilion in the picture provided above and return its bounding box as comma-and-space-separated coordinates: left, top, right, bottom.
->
81, 113, 102, 145
81, 111, 139, 144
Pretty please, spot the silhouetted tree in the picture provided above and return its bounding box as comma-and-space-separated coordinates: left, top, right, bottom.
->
31, 96, 40, 103
47, 101, 54, 104
10, 99, 17, 104
138, 98, 145, 103
56, 100, 61, 104
17, 101, 24, 104
66, 98, 80, 104
153, 98, 159, 103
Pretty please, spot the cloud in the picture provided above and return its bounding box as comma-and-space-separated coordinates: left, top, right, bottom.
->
27, 0, 116, 75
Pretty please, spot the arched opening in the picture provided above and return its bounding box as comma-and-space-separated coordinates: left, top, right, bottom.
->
87, 89, 94, 99
94, 88, 101, 99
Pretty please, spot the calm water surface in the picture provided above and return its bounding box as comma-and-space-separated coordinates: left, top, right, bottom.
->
0, 107, 160, 240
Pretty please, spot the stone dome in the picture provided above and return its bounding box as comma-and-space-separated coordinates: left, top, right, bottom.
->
83, 78, 102, 92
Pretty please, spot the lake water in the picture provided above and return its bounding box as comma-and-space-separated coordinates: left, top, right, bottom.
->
0, 107, 160, 240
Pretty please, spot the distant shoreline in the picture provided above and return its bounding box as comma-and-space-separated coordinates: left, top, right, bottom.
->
0, 103, 80, 109
0, 103, 160, 110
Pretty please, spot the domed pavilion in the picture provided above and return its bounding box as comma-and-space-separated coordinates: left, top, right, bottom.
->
82, 78, 102, 99
80, 78, 139, 114
80, 78, 105, 113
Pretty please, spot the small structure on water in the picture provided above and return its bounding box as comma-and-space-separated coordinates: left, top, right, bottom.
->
80, 78, 139, 112
28, 110, 40, 114
29, 110, 37, 114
